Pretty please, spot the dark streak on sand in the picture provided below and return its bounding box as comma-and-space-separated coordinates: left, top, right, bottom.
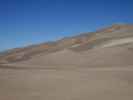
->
0, 65, 55, 70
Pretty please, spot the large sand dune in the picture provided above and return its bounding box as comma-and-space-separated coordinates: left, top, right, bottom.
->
0, 24, 133, 100
4, 46, 133, 68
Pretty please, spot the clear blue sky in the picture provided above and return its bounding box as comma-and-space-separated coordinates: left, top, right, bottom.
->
0, 0, 133, 51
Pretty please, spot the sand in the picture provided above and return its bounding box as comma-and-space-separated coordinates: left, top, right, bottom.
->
1, 24, 133, 100
0, 67, 133, 100
5, 46, 133, 68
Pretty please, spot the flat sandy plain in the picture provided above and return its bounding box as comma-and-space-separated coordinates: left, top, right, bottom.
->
0, 66, 133, 100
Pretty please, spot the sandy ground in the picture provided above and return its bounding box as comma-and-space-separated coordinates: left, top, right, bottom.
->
5, 47, 133, 68
1, 45, 133, 100
0, 67, 133, 100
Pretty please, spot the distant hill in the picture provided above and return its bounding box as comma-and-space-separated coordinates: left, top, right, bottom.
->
1, 24, 133, 68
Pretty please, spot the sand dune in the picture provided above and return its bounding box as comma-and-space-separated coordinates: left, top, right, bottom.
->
0, 24, 133, 100
4, 46, 133, 69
